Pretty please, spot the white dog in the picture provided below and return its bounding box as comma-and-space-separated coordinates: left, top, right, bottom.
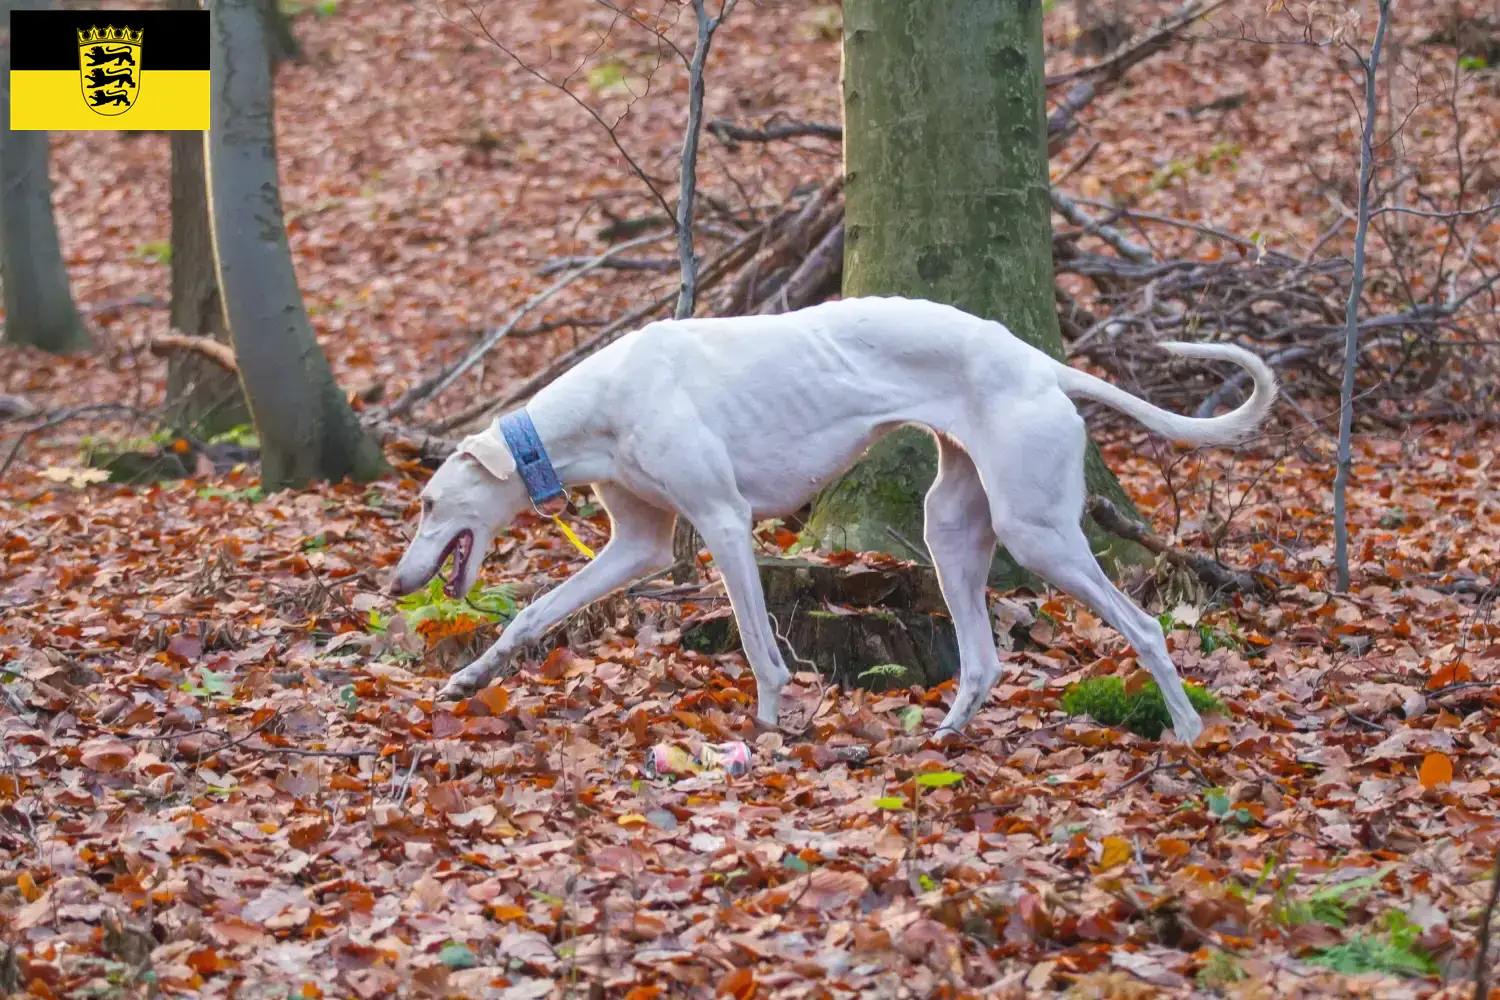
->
388, 297, 1275, 743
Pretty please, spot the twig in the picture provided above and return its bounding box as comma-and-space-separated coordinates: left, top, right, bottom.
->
884, 526, 932, 567
393, 747, 425, 805
1086, 495, 1271, 595
145, 333, 238, 373
1106, 754, 1192, 795
1477, 845, 1500, 1000
1333, 0, 1391, 593
0, 403, 151, 484
674, 0, 738, 319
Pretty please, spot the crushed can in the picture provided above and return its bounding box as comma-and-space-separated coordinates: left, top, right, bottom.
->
645, 740, 752, 779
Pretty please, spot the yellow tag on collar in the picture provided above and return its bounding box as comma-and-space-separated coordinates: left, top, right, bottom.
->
552, 515, 596, 559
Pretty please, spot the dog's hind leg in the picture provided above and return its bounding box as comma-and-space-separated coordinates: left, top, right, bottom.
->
925, 436, 1006, 737
438, 484, 676, 701
974, 398, 1204, 744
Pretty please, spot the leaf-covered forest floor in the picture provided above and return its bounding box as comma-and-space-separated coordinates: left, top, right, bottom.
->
3, 0, 1500, 997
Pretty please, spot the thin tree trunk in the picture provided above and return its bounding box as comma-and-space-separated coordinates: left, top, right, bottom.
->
0, 0, 89, 354
811, 0, 1144, 584
166, 0, 246, 435
204, 0, 385, 489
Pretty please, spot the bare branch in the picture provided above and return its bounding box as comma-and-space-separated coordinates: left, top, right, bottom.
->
388, 229, 670, 419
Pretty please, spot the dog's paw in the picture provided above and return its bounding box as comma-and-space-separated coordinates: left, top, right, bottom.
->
437, 672, 481, 702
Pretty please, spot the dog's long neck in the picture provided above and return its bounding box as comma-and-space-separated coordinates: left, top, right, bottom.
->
522, 384, 615, 487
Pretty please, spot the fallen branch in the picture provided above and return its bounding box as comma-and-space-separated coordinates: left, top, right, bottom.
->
753, 220, 844, 315
538, 255, 676, 277
1051, 189, 1152, 263
1086, 495, 1271, 595
0, 395, 38, 420
145, 333, 239, 373
706, 119, 843, 144
1046, 0, 1226, 86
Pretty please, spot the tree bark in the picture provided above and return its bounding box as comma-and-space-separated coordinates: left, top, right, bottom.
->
0, 0, 89, 354
205, 0, 386, 489
167, 0, 247, 435
812, 0, 1144, 584
263, 0, 301, 64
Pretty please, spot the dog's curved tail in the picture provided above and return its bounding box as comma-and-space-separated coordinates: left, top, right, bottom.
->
1051, 342, 1278, 446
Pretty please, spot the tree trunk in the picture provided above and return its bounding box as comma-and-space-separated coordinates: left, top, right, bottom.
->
167, 0, 247, 436
204, 0, 386, 489
0, 0, 89, 355
812, 0, 1144, 585
262, 0, 301, 64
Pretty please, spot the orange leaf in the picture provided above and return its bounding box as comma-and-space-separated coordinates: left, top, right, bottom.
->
1427, 661, 1473, 690
473, 685, 509, 715
1419, 752, 1453, 789
187, 947, 233, 974
488, 903, 526, 922
1098, 836, 1132, 870
1156, 837, 1191, 859
624, 988, 664, 1000
1122, 669, 1151, 700
17, 871, 41, 902
717, 967, 755, 999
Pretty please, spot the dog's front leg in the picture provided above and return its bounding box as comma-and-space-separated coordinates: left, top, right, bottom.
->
437, 487, 675, 701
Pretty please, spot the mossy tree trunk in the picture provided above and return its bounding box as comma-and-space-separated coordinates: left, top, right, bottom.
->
810, 0, 1144, 585
0, 0, 89, 354
205, 0, 386, 488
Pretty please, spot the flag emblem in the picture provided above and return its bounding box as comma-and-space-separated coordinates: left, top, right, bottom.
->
10, 10, 207, 131
78, 24, 143, 117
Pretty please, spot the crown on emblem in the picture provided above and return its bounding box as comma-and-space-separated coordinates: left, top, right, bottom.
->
76, 25, 144, 45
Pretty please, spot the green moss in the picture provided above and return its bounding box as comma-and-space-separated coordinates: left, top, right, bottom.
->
1061, 676, 1223, 739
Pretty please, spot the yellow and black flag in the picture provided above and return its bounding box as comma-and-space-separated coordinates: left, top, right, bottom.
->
10, 9, 208, 131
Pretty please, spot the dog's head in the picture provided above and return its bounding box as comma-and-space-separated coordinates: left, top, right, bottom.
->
387, 429, 531, 600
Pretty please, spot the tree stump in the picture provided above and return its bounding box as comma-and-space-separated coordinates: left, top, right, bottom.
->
681, 557, 962, 692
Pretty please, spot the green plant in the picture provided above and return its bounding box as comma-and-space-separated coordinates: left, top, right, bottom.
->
1271, 866, 1394, 928
1307, 911, 1438, 978
181, 667, 232, 702
1061, 676, 1223, 738
1459, 54, 1488, 71
196, 485, 265, 503
1196, 949, 1248, 990
207, 424, 259, 449
133, 240, 171, 264
379, 575, 518, 638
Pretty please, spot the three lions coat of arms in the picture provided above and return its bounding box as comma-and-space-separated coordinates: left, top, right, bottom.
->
77, 25, 143, 116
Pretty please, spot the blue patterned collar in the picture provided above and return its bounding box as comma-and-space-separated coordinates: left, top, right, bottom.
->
497, 410, 566, 512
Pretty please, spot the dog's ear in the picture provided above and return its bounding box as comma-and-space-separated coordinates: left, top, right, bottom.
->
455, 428, 515, 482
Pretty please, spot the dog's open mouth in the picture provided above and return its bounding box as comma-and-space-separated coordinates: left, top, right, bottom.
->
437, 529, 474, 599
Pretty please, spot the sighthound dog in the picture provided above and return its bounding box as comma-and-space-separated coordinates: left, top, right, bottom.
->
388, 297, 1276, 743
